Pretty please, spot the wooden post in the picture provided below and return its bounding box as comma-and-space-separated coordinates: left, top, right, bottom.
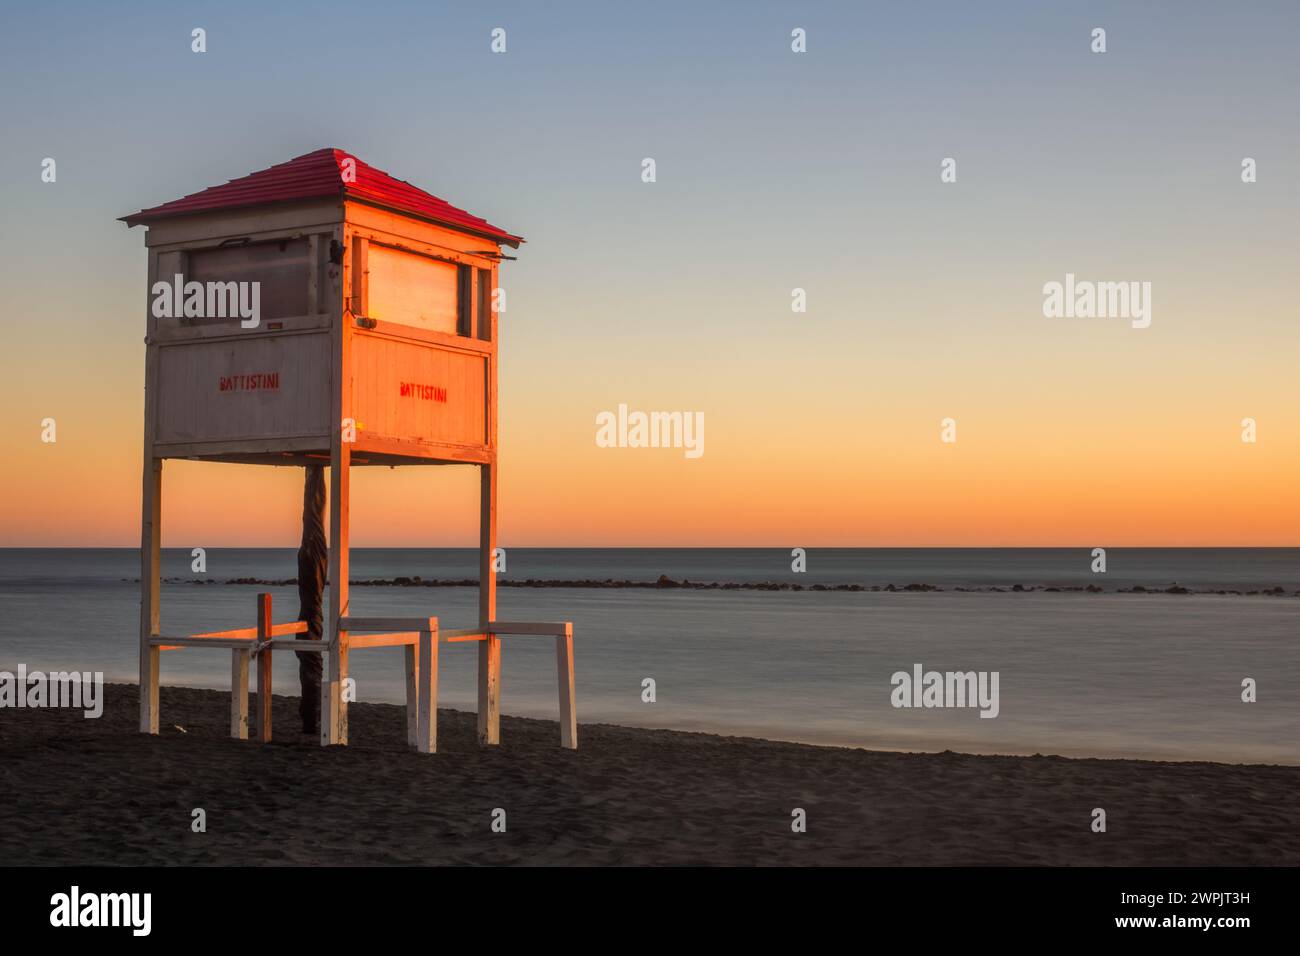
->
139, 248, 162, 735
417, 619, 439, 754
404, 642, 419, 749
556, 624, 577, 750
324, 233, 357, 746
319, 650, 333, 746
477, 462, 500, 745
139, 458, 161, 734
231, 648, 250, 739
295, 465, 327, 735
477, 267, 501, 747
256, 593, 273, 742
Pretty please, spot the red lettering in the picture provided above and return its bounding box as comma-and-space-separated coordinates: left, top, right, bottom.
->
398, 382, 447, 403
218, 372, 281, 392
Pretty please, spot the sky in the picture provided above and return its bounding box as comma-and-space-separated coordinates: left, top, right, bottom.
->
0, 1, 1297, 547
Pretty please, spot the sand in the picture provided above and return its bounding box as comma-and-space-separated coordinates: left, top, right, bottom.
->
1, 682, 1296, 866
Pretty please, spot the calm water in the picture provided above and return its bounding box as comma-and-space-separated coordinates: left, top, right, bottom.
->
1, 548, 1296, 764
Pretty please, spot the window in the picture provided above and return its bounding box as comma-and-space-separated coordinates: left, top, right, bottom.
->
476, 268, 492, 340
367, 245, 460, 334
457, 264, 473, 337
184, 238, 311, 324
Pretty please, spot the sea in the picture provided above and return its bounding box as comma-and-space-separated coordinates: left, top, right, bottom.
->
1, 548, 1296, 765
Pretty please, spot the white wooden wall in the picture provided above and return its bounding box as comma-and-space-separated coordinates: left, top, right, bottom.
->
155, 332, 331, 445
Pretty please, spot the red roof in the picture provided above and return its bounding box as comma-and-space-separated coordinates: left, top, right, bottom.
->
120, 148, 522, 247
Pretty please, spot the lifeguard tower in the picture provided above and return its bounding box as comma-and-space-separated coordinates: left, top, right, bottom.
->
121, 148, 576, 752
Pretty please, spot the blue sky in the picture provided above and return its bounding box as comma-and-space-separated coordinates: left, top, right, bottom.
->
2, 1, 1297, 545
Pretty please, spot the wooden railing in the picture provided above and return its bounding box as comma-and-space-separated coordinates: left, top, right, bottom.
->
337, 616, 577, 751
148, 597, 576, 751
150, 594, 317, 742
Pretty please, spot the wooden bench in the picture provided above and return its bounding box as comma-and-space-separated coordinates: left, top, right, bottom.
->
338, 616, 577, 753
149, 594, 311, 742
149, 594, 577, 752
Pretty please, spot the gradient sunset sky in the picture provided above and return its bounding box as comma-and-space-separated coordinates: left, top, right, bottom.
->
1, 1, 1296, 547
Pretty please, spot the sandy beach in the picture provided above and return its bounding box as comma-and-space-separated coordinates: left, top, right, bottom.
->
1, 682, 1296, 866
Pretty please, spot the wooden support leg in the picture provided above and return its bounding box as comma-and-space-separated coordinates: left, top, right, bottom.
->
477, 462, 500, 745
405, 642, 419, 749
326, 437, 351, 746
323, 640, 348, 745
417, 620, 439, 754
141, 646, 159, 735
319, 651, 334, 747
478, 637, 500, 745
256, 593, 273, 743
231, 649, 250, 740
556, 625, 577, 750
256, 650, 273, 743
139, 456, 161, 734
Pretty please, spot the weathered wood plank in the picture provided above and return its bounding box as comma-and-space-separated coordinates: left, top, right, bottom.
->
140, 198, 342, 248
350, 434, 491, 464
556, 628, 577, 750
231, 649, 250, 740
417, 621, 439, 754
350, 335, 488, 451
153, 637, 253, 650
347, 631, 419, 649
256, 593, 273, 743
366, 243, 459, 332
345, 203, 508, 266
339, 617, 441, 633
478, 462, 500, 746
139, 244, 162, 736
324, 237, 354, 747
155, 333, 332, 447
191, 626, 258, 641
488, 621, 572, 636
405, 643, 419, 749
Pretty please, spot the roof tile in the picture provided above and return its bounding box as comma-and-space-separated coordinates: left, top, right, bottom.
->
120, 148, 522, 246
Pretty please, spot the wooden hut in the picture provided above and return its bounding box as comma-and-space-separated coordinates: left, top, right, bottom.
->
121, 148, 576, 752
